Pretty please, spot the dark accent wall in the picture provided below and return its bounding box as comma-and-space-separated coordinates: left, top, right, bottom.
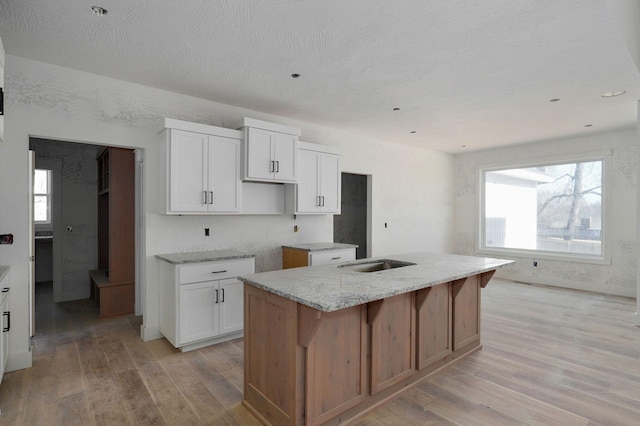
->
334, 173, 367, 259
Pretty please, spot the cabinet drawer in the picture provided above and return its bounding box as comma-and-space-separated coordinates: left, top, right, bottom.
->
309, 249, 355, 266
178, 258, 254, 284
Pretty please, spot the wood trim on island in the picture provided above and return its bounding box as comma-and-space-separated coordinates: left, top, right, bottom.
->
243, 271, 492, 425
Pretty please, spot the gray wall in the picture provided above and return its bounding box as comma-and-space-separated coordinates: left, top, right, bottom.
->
30, 138, 102, 301
334, 173, 368, 259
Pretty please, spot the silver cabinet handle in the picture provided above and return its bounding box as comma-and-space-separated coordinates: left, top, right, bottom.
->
275, 161, 280, 173
221, 288, 225, 303
317, 196, 322, 207
321, 196, 325, 206
3, 311, 10, 332
210, 270, 228, 274
209, 191, 214, 205
331, 256, 341, 260
215, 289, 219, 304
270, 160, 275, 173
203, 191, 208, 205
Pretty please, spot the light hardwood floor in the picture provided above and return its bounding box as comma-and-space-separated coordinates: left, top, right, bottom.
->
1, 279, 639, 425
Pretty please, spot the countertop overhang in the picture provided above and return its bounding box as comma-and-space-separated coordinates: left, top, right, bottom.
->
282, 242, 358, 252
155, 249, 255, 264
240, 252, 513, 312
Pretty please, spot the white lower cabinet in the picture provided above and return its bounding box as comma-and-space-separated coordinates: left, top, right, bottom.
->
308, 248, 356, 265
0, 287, 9, 386
160, 257, 254, 351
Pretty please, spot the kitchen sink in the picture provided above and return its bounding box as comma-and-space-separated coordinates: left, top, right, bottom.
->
338, 259, 416, 272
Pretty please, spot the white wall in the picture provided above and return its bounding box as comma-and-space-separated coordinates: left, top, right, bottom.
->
0, 55, 454, 370
455, 129, 637, 297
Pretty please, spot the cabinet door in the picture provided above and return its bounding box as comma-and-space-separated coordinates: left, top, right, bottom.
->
416, 284, 452, 370
1, 294, 9, 383
296, 149, 320, 213
273, 132, 297, 182
0, 38, 4, 142
169, 129, 208, 212
219, 278, 244, 335
369, 293, 416, 395
452, 275, 480, 351
208, 135, 241, 212
246, 127, 275, 181
319, 153, 340, 213
179, 281, 219, 344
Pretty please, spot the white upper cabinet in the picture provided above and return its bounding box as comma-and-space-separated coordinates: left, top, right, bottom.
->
162, 119, 242, 214
286, 142, 341, 214
241, 118, 300, 183
0, 36, 5, 142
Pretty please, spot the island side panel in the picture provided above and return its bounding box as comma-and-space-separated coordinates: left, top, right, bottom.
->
244, 284, 300, 425
416, 283, 452, 370
452, 274, 481, 351
304, 304, 368, 425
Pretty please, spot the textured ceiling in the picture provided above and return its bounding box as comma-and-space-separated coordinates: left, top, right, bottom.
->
0, 0, 639, 153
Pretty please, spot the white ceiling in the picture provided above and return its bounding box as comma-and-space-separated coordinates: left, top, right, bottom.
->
1, 0, 639, 153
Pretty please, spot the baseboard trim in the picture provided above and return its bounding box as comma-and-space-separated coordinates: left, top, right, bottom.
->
6, 349, 33, 372
140, 324, 162, 341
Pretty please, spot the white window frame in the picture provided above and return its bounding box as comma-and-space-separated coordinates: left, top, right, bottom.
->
34, 168, 52, 225
476, 151, 611, 265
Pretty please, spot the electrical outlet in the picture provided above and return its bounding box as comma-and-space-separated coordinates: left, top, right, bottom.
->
294, 225, 299, 232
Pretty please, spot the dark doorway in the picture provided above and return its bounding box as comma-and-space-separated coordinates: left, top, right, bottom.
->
334, 173, 369, 259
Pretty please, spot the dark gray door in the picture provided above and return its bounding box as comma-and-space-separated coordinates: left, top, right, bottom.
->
334, 173, 368, 259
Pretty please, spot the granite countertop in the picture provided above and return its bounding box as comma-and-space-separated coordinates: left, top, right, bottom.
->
156, 249, 255, 264
240, 252, 512, 312
0, 266, 9, 283
282, 242, 359, 252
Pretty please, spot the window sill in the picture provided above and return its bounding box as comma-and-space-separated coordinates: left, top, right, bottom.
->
476, 247, 611, 266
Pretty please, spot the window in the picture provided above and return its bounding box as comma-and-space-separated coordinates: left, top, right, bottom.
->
480, 158, 605, 261
34, 169, 52, 224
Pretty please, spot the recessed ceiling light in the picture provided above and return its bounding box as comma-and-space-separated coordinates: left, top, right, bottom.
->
91, 6, 107, 16
601, 90, 625, 97
291, 73, 301, 78
549, 98, 560, 102
393, 107, 400, 111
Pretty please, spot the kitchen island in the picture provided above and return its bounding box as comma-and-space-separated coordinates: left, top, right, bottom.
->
240, 253, 512, 425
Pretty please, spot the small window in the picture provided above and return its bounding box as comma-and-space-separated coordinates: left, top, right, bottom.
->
34, 169, 52, 224
480, 158, 605, 261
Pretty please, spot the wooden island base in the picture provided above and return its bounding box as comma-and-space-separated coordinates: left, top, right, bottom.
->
243, 271, 495, 425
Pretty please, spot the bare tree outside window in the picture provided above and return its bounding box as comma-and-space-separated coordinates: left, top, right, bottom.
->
483, 160, 603, 257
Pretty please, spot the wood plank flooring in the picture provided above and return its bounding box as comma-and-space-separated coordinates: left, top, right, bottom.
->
1, 279, 639, 425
